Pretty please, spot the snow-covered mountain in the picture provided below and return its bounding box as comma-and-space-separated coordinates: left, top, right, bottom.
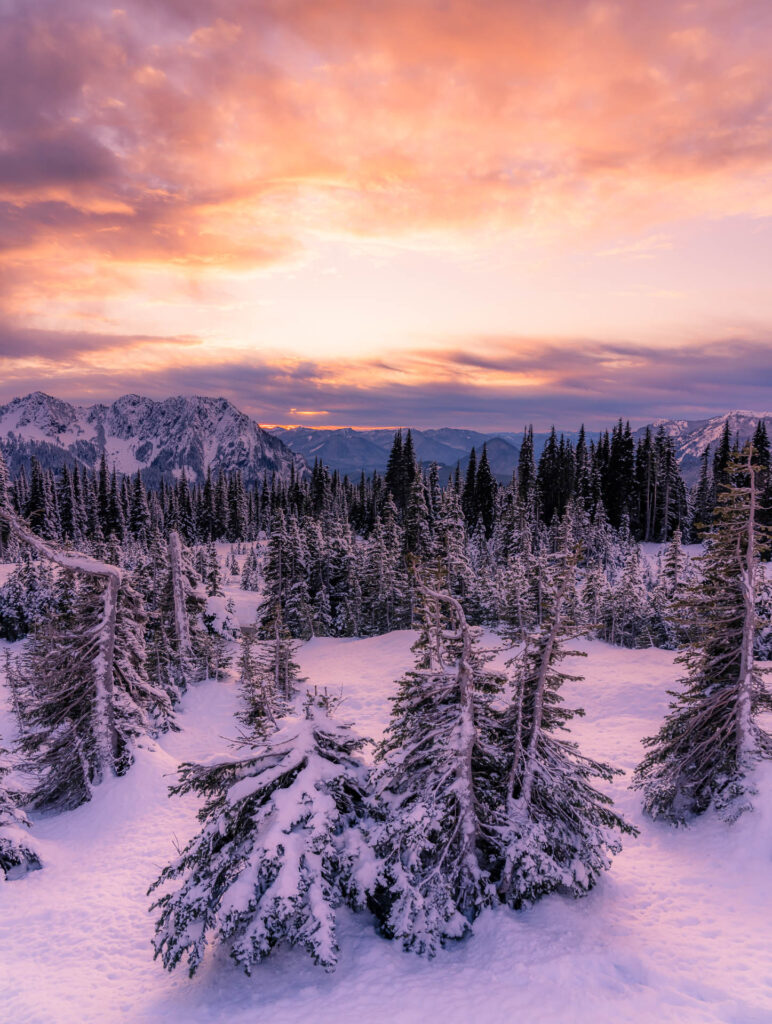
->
634, 410, 772, 482
0, 392, 304, 485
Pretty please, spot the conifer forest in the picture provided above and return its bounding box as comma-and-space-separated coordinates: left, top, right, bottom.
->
1, 415, 772, 1023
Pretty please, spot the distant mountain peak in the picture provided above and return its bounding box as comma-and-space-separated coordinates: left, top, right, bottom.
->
634, 409, 771, 483
0, 393, 303, 485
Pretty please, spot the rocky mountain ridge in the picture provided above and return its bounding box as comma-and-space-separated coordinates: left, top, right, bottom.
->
0, 392, 303, 486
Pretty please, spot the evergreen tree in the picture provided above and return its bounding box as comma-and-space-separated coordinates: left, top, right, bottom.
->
692, 445, 714, 540
634, 448, 772, 823
752, 419, 772, 543
0, 739, 41, 880
404, 469, 433, 562
140, 529, 208, 706
607, 549, 652, 648
537, 427, 561, 524
236, 625, 286, 734
361, 502, 409, 634
385, 430, 406, 511
371, 588, 503, 954
0, 447, 10, 555
0, 555, 59, 641
26, 457, 57, 539
518, 426, 536, 505
501, 551, 536, 642
651, 529, 694, 649
462, 447, 478, 528
150, 692, 371, 975
476, 444, 497, 539
228, 472, 248, 542
240, 546, 260, 591
434, 487, 473, 602
13, 571, 171, 811
605, 420, 636, 530
712, 420, 732, 491
580, 560, 611, 638
260, 509, 313, 639
57, 465, 77, 542
574, 425, 592, 511
130, 472, 151, 542
203, 541, 223, 597
493, 549, 635, 906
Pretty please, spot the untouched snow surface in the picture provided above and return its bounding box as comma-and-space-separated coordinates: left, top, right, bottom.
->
1, 627, 772, 1023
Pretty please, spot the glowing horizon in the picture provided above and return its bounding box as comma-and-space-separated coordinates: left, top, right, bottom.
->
1, 0, 771, 429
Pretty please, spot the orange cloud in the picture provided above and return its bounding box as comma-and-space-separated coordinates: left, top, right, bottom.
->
1, 0, 771, 389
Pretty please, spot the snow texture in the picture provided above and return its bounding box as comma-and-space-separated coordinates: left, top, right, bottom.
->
0, 392, 302, 485
1, 628, 771, 1023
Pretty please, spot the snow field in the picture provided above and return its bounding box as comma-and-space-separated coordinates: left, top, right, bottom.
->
1, 621, 771, 1023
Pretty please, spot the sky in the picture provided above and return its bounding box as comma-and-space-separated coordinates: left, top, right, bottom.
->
1, 0, 771, 430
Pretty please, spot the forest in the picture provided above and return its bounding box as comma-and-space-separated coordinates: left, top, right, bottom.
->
1, 417, 771, 978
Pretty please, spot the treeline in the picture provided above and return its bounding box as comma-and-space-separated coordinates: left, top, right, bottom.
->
4, 419, 772, 652
3, 418, 772, 560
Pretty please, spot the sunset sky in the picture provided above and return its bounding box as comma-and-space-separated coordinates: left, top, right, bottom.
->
1, 0, 771, 429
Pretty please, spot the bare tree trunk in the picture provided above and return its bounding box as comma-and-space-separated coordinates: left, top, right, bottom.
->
644, 457, 652, 542
736, 450, 757, 759
168, 531, 193, 661
513, 564, 573, 817
660, 474, 671, 543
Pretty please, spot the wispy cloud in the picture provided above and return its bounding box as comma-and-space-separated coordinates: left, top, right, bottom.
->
1, 0, 771, 417
3, 331, 772, 431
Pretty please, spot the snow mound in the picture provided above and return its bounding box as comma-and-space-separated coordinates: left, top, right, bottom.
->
0, 634, 771, 1023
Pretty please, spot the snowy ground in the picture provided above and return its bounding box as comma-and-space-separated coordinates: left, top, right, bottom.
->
2, 612, 772, 1021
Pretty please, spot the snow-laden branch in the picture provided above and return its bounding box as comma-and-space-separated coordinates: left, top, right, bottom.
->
0, 505, 123, 583
0, 502, 121, 780
736, 447, 757, 760
416, 585, 479, 890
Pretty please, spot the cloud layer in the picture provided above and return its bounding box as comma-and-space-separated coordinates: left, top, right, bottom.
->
1, 0, 770, 425
4, 331, 772, 431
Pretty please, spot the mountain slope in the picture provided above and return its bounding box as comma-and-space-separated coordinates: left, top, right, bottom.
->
273, 425, 524, 480
634, 410, 772, 483
0, 392, 303, 485
272, 425, 590, 481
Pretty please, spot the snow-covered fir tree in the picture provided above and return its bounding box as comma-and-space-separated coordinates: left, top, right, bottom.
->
138, 528, 209, 710
261, 508, 314, 639
492, 548, 636, 906
11, 569, 172, 810
202, 541, 224, 597
500, 550, 536, 642
651, 529, 695, 649
200, 606, 232, 681
634, 447, 772, 824
0, 554, 60, 641
0, 739, 41, 880
370, 587, 504, 955
240, 545, 260, 591
579, 560, 611, 638
607, 548, 653, 648
236, 622, 299, 734
150, 691, 371, 975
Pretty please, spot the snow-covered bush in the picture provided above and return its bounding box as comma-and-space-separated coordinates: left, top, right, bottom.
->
150, 693, 372, 975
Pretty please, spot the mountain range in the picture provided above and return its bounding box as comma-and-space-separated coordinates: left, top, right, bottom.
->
631, 409, 772, 483
0, 393, 302, 486
276, 412, 772, 485
0, 392, 769, 488
270, 425, 582, 482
